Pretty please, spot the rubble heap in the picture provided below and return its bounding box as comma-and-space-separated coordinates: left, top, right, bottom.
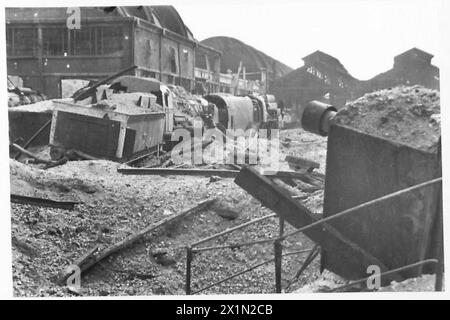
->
334, 85, 440, 152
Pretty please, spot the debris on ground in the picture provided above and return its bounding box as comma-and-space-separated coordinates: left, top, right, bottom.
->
10, 128, 326, 296
9, 85, 441, 296
294, 271, 439, 293
379, 274, 439, 292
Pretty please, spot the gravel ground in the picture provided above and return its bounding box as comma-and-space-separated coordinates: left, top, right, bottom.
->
11, 124, 437, 296
10, 128, 327, 297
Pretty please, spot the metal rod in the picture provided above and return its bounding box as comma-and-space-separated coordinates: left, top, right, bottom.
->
285, 244, 321, 291
191, 248, 313, 295
191, 214, 277, 247
274, 239, 283, 293
326, 259, 438, 292
14, 119, 52, 160
73, 65, 137, 101
192, 237, 277, 253
279, 217, 285, 237
185, 247, 193, 295
280, 177, 442, 241
117, 167, 240, 178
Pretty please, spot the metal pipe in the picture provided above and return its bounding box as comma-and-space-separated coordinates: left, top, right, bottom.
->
280, 177, 442, 241
191, 213, 277, 247
191, 248, 313, 295
185, 246, 193, 295
192, 237, 277, 253
285, 244, 321, 291
274, 239, 283, 293
14, 119, 52, 160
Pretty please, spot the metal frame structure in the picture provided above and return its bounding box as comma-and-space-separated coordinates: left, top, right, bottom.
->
184, 176, 443, 294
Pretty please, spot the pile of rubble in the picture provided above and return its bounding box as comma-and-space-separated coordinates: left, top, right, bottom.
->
334, 85, 440, 152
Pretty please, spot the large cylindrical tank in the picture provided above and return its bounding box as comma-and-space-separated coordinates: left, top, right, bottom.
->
204, 94, 254, 130
301, 100, 337, 136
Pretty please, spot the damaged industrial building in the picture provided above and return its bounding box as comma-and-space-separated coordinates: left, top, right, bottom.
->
7, 5, 443, 297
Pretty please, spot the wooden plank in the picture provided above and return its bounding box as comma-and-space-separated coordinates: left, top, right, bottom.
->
53, 101, 130, 122
49, 110, 58, 145
116, 121, 128, 159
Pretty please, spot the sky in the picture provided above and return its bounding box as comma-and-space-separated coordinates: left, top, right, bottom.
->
173, 0, 442, 80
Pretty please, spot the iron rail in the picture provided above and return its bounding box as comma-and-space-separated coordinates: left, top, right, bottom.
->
190, 248, 314, 295
279, 177, 442, 241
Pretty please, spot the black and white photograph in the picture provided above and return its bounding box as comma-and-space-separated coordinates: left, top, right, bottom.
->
1, 0, 449, 300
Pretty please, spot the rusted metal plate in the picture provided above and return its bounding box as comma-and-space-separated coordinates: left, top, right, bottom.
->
9, 111, 52, 147
321, 124, 441, 281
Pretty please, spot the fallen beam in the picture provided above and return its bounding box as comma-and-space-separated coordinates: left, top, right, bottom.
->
234, 166, 403, 283
56, 198, 216, 285
285, 155, 320, 172
11, 194, 77, 210
118, 167, 325, 183
118, 167, 240, 178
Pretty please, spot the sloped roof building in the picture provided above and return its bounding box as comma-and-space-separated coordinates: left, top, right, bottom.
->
6, 6, 221, 98
271, 48, 439, 108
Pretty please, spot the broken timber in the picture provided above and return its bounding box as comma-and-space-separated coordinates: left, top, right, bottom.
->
11, 194, 77, 210
56, 198, 216, 286
234, 166, 403, 283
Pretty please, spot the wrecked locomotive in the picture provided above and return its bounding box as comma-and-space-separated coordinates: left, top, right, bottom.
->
9, 69, 281, 163
203, 93, 280, 132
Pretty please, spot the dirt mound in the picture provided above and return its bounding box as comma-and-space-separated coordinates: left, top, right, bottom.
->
9, 159, 109, 202
334, 85, 440, 152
